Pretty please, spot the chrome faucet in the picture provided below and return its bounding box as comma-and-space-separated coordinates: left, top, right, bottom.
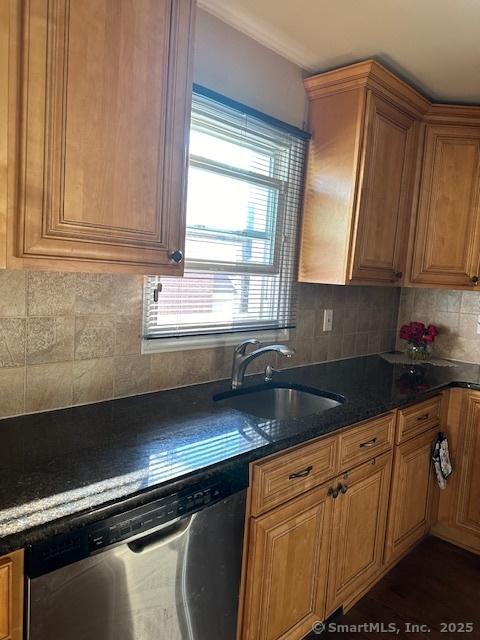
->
231, 340, 295, 390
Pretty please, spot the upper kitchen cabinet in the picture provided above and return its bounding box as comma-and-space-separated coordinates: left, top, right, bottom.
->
298, 60, 428, 286
410, 109, 480, 288
4, 0, 195, 274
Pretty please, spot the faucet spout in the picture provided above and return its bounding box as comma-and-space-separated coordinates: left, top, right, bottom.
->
230, 341, 295, 390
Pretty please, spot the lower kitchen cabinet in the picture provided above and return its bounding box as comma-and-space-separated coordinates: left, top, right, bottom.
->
241, 481, 333, 640
433, 390, 480, 554
455, 393, 480, 546
325, 452, 393, 615
0, 549, 23, 640
384, 428, 438, 564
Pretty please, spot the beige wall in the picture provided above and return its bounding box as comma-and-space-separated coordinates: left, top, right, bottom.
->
0, 271, 399, 419
193, 9, 308, 128
396, 287, 480, 363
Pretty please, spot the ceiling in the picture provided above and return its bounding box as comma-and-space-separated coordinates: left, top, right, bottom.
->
198, 0, 480, 103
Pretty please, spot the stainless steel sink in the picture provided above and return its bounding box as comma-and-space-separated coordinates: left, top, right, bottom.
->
213, 384, 345, 420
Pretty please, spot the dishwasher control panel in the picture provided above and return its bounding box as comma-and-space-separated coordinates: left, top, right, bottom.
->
26, 467, 248, 579
88, 483, 223, 551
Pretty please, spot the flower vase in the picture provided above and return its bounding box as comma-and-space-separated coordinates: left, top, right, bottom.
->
405, 342, 431, 361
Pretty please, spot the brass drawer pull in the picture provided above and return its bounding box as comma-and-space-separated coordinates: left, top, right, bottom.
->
289, 465, 313, 480
339, 482, 348, 494
359, 437, 378, 448
416, 413, 429, 421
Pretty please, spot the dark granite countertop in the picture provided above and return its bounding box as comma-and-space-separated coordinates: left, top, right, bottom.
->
1, 353, 479, 555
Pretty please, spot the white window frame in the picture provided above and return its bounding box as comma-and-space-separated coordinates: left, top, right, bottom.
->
142, 87, 307, 354
142, 327, 289, 354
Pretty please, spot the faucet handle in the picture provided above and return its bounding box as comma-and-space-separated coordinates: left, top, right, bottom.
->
234, 339, 260, 355
264, 364, 277, 382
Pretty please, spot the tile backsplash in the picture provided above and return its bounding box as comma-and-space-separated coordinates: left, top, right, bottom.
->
290, 283, 399, 366
0, 270, 400, 419
396, 287, 480, 363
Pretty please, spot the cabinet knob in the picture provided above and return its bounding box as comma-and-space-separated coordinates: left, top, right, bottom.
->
394, 271, 403, 279
471, 275, 479, 285
328, 483, 347, 498
328, 486, 339, 499
169, 249, 184, 264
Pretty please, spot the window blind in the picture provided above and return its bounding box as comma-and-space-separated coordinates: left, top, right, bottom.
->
144, 87, 308, 340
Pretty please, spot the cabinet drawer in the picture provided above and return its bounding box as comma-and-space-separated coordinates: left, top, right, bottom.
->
396, 396, 441, 444
338, 413, 395, 470
250, 436, 338, 516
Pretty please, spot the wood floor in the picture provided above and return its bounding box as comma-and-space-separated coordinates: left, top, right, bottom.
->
326, 536, 480, 639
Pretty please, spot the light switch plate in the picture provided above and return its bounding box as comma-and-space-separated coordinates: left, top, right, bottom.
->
323, 309, 333, 332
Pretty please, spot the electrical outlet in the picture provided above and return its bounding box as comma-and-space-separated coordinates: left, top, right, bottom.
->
323, 309, 333, 332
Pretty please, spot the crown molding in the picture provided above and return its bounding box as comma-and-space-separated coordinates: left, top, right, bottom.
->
197, 0, 317, 71
304, 59, 431, 116
426, 102, 480, 124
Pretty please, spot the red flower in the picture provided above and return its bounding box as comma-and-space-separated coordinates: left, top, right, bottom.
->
426, 324, 439, 337
399, 321, 439, 344
399, 325, 411, 340
409, 321, 426, 341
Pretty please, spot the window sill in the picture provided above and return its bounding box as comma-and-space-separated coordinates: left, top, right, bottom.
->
142, 329, 290, 354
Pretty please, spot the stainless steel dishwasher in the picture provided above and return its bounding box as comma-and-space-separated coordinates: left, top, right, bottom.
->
26, 470, 248, 640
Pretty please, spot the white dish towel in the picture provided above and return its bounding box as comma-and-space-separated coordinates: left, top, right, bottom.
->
432, 432, 453, 490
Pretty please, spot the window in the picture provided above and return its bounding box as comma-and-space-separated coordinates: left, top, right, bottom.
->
143, 86, 308, 348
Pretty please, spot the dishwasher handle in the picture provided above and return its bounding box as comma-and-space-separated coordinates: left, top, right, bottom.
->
127, 515, 193, 553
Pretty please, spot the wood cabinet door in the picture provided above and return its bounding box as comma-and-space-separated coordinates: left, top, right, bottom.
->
350, 91, 417, 284
455, 393, 480, 541
241, 482, 334, 640
13, 0, 194, 274
0, 550, 23, 640
326, 452, 392, 615
411, 124, 480, 287
384, 429, 437, 564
